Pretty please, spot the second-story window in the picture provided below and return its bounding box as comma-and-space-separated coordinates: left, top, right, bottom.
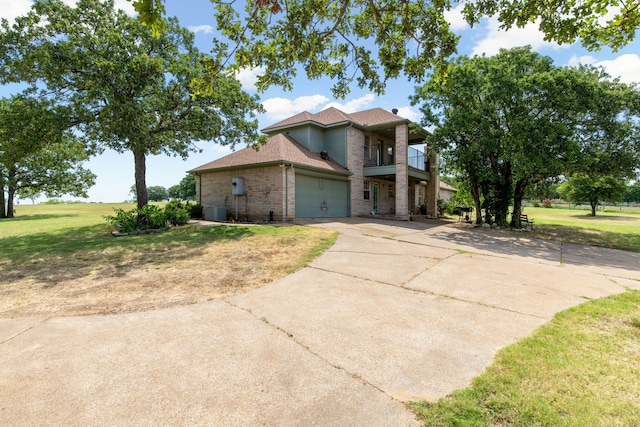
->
364, 135, 370, 160
387, 146, 394, 164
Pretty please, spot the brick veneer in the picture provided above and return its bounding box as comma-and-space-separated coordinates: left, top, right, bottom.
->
196, 165, 291, 222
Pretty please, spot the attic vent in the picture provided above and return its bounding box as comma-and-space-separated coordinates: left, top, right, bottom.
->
320, 150, 328, 160
392, 108, 399, 115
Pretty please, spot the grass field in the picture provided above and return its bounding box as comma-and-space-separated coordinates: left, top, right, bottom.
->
0, 202, 337, 317
517, 205, 640, 252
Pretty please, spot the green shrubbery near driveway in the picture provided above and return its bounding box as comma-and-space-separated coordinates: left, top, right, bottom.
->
104, 200, 201, 234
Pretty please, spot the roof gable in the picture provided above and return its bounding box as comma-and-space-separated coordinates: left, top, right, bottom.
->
262, 107, 407, 132
190, 133, 349, 174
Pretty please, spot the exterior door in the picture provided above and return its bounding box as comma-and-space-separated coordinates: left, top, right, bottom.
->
373, 183, 379, 213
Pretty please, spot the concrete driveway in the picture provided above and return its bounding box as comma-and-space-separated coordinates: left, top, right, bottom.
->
2, 218, 639, 426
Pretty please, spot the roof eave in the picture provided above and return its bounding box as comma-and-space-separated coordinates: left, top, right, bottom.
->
191, 160, 351, 176
261, 119, 353, 134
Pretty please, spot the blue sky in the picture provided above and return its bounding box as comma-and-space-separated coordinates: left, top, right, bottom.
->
2, 0, 639, 203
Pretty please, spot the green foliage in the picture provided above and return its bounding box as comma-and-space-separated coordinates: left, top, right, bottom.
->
558, 174, 627, 216
130, 0, 639, 97
167, 174, 196, 200
104, 204, 167, 233
147, 186, 169, 202
414, 46, 640, 228
132, 0, 459, 98
623, 183, 640, 203
187, 202, 203, 219
0, 95, 95, 218
164, 199, 190, 226
463, 0, 640, 52
414, 47, 584, 227
525, 179, 561, 201
1, 0, 263, 208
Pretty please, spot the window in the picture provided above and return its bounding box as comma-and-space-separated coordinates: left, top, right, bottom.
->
387, 146, 394, 164
363, 181, 370, 200
364, 135, 370, 160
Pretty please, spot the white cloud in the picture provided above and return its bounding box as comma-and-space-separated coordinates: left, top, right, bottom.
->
567, 53, 640, 84
8, 0, 136, 16
396, 106, 421, 122
235, 67, 265, 91
567, 55, 598, 67
188, 24, 214, 34
262, 95, 330, 120
0, 0, 32, 25
471, 18, 566, 57
114, 0, 136, 15
322, 94, 376, 113
444, 3, 469, 32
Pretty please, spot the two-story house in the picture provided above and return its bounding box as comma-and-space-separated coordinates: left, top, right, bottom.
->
190, 107, 438, 221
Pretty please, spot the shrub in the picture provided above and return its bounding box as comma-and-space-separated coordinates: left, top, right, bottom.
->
186, 202, 203, 219
104, 205, 168, 233
104, 208, 140, 233
164, 200, 190, 226
543, 198, 553, 208
138, 204, 167, 229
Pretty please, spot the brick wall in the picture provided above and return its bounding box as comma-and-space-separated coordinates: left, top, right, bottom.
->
425, 153, 439, 216
196, 166, 289, 222
347, 127, 365, 216
395, 123, 409, 219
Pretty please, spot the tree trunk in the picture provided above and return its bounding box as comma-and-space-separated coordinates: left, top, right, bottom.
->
6, 189, 15, 218
0, 178, 5, 219
470, 181, 482, 224
133, 147, 148, 208
495, 180, 511, 227
590, 200, 597, 216
510, 179, 526, 228
6, 169, 16, 218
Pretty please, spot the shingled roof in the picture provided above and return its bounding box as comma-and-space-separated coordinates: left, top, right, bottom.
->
189, 133, 350, 174
262, 107, 407, 132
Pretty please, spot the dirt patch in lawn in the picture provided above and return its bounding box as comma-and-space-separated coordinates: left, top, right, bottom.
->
1, 225, 336, 318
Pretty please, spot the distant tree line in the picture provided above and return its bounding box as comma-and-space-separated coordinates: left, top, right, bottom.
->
129, 174, 196, 203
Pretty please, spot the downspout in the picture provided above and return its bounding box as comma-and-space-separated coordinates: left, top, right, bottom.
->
285, 165, 288, 220
197, 173, 202, 205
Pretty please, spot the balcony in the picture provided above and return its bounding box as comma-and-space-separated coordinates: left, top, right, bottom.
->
408, 146, 428, 171
364, 146, 430, 182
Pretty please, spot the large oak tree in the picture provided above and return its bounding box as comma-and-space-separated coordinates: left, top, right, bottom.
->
413, 47, 639, 228
129, 0, 639, 96
0, 0, 263, 208
0, 95, 95, 218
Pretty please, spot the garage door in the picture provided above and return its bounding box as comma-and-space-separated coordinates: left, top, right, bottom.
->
295, 174, 349, 218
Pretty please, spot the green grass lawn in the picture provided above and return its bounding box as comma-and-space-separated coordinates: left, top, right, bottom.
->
517, 205, 640, 252
1, 202, 336, 270
411, 290, 640, 426
0, 202, 338, 316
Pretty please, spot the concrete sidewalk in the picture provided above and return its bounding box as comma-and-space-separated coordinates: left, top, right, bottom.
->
1, 219, 639, 425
